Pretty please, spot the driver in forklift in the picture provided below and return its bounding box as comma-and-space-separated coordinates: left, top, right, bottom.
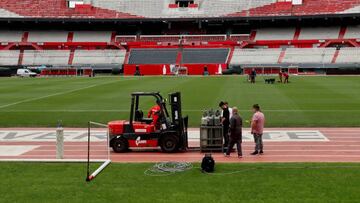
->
148, 101, 161, 129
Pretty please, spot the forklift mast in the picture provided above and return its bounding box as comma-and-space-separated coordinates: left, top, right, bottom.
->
169, 92, 188, 149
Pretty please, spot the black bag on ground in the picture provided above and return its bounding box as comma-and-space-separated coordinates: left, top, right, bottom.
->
201, 154, 215, 173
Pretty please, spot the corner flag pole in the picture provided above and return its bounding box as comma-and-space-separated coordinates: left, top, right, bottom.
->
86, 121, 91, 182
85, 121, 111, 182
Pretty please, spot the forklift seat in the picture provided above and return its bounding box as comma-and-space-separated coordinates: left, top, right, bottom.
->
135, 110, 153, 124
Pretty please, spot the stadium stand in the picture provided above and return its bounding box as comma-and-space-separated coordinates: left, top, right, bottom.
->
254, 28, 296, 41
231, 48, 282, 65
0, 0, 140, 19
228, 0, 360, 17
1, 0, 360, 75
336, 47, 360, 63
282, 48, 336, 64
128, 49, 178, 64
0, 8, 20, 17
88, 0, 277, 18
72, 31, 113, 43
22, 50, 71, 65
0, 0, 360, 19
28, 31, 69, 43
0, 25, 359, 71
72, 50, 126, 65
298, 27, 341, 40
182, 48, 229, 64
0, 31, 23, 42
0, 50, 20, 65
344, 26, 360, 39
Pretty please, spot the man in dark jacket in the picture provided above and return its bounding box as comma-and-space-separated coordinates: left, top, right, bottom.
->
219, 101, 231, 150
225, 107, 243, 158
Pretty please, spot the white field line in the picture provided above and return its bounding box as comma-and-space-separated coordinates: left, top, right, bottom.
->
0, 159, 106, 162
1, 109, 360, 112
0, 79, 135, 109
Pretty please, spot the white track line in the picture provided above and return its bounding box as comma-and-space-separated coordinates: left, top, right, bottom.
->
0, 79, 135, 109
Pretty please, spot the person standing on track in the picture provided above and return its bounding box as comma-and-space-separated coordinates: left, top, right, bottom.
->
225, 107, 243, 158
250, 104, 265, 155
219, 101, 232, 152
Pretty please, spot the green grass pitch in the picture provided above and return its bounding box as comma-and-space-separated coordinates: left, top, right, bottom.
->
1, 162, 360, 202
1, 76, 360, 202
0, 76, 359, 127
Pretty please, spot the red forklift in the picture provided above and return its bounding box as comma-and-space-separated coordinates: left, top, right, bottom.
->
108, 92, 188, 153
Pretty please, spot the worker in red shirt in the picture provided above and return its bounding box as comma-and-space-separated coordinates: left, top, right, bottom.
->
148, 104, 161, 129
283, 72, 289, 83
278, 71, 283, 83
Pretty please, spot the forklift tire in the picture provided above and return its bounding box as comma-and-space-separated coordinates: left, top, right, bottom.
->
111, 137, 129, 153
160, 134, 179, 153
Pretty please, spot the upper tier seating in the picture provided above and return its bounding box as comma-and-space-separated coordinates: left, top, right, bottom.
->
0, 31, 23, 42
298, 27, 340, 40
73, 31, 112, 42
0, 0, 140, 19
231, 48, 281, 65
88, 0, 276, 18
2, 0, 359, 19
0, 31, 115, 43
0, 50, 20, 65
0, 8, 20, 17
28, 31, 68, 43
182, 48, 229, 63
336, 48, 360, 63
344, 26, 360, 39
254, 28, 296, 41
128, 49, 178, 64
228, 0, 360, 17
282, 48, 336, 64
22, 50, 70, 65
72, 50, 126, 65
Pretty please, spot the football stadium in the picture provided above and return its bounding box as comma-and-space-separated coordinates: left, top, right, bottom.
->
1, 0, 360, 202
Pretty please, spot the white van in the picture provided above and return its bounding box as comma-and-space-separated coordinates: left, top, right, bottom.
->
17, 69, 37, 77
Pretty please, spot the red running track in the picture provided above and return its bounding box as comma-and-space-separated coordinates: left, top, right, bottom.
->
0, 128, 359, 163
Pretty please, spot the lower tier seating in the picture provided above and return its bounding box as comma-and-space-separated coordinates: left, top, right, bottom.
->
128, 49, 178, 64
182, 48, 229, 64
0, 49, 125, 66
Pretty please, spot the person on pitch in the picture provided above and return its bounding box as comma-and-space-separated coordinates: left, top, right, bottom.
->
225, 107, 243, 158
250, 104, 265, 155
250, 68, 256, 83
219, 101, 232, 151
283, 71, 289, 83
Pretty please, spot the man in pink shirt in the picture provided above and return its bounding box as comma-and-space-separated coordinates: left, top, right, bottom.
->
251, 104, 265, 155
